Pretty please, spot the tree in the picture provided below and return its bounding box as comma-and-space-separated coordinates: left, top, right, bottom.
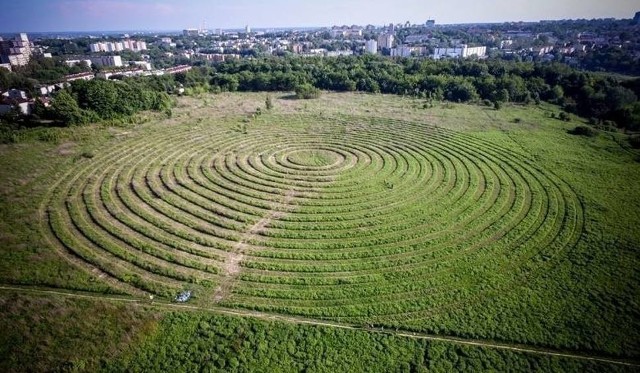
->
444, 78, 478, 102
49, 89, 88, 126
495, 88, 510, 103
548, 85, 564, 104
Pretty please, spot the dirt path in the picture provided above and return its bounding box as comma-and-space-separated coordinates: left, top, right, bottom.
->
212, 189, 296, 302
0, 284, 637, 368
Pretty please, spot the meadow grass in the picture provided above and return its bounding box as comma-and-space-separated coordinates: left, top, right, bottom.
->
0, 92, 638, 368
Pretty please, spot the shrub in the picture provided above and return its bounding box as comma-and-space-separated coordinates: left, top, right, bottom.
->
295, 84, 321, 100
558, 112, 571, 122
265, 94, 274, 110
493, 101, 502, 110
513, 118, 522, 123
568, 126, 597, 137
81, 151, 95, 159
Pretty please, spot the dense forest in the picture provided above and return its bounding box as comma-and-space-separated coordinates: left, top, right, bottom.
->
1, 55, 639, 131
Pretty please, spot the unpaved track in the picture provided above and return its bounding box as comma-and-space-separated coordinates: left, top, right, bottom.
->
212, 189, 296, 302
0, 285, 638, 368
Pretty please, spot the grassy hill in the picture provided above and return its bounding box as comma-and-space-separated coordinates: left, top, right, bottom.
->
0, 92, 638, 371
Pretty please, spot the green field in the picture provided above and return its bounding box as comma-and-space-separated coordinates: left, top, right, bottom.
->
1, 92, 639, 371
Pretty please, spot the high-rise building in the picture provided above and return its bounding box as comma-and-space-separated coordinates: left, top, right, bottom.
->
292, 44, 304, 54
0, 33, 33, 66
90, 43, 102, 53
89, 40, 147, 53
245, 25, 251, 34
377, 33, 395, 49
89, 55, 123, 67
365, 39, 378, 54
432, 45, 487, 60
391, 45, 413, 57
183, 29, 199, 37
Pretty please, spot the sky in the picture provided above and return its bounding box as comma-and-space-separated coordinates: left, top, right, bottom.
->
0, 0, 638, 33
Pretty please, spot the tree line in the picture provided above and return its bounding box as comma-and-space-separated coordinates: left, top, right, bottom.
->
46, 78, 173, 126
182, 55, 640, 130
2, 55, 639, 130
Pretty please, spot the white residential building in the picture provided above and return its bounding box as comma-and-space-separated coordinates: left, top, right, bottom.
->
159, 37, 176, 47
65, 59, 92, 68
132, 61, 152, 70
391, 45, 413, 57
377, 33, 395, 49
90, 40, 147, 53
330, 27, 363, 38
89, 55, 123, 67
0, 33, 33, 66
326, 50, 354, 57
64, 72, 95, 82
0, 89, 33, 115
183, 29, 199, 36
365, 39, 378, 54
164, 65, 193, 74
97, 69, 147, 80
500, 40, 514, 49
432, 45, 487, 60
7, 54, 29, 66
39, 85, 58, 96
2, 89, 27, 100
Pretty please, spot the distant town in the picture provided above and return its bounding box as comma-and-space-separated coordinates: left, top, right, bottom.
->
1, 11, 639, 116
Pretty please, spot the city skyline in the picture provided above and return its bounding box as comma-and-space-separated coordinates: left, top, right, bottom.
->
0, 0, 638, 33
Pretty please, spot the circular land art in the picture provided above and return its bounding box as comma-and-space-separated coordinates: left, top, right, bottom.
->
43, 115, 583, 324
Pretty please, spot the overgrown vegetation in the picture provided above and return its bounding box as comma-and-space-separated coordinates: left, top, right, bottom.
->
0, 75, 173, 133
568, 125, 597, 137
294, 83, 321, 99
0, 93, 638, 370
3, 55, 640, 131
109, 311, 633, 372
205, 56, 640, 130
44, 78, 172, 126
0, 293, 160, 372
2, 293, 631, 372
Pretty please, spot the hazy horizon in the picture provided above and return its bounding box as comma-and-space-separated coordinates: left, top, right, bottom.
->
1, 0, 638, 33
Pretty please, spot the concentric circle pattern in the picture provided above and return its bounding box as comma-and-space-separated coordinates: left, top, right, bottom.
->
44, 115, 583, 322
